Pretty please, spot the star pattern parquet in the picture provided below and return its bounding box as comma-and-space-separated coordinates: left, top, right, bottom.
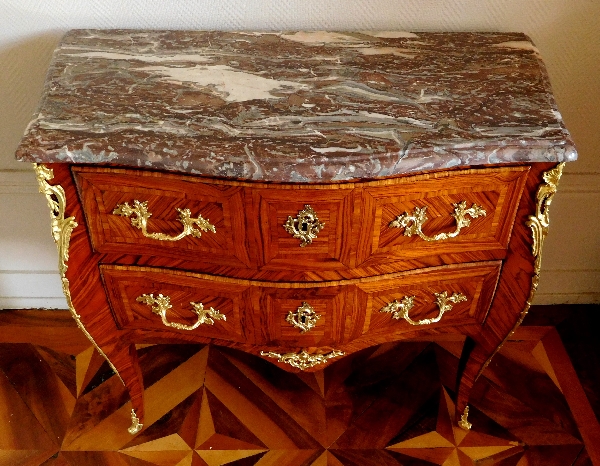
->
0, 309, 598, 466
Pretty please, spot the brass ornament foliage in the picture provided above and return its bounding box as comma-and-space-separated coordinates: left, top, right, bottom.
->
137, 293, 226, 330
381, 292, 467, 326
113, 200, 216, 242
33, 163, 124, 384
284, 204, 325, 247
389, 201, 486, 241
526, 164, 564, 270
380, 296, 416, 321
458, 406, 472, 431
476, 163, 565, 382
286, 302, 321, 333
260, 349, 345, 370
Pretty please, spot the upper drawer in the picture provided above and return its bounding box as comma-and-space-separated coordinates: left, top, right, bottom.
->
73, 167, 252, 269
248, 185, 358, 271
75, 165, 528, 278
355, 166, 529, 269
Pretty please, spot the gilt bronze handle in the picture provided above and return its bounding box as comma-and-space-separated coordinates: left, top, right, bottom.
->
113, 200, 216, 242
389, 200, 486, 241
380, 291, 467, 326
137, 293, 225, 331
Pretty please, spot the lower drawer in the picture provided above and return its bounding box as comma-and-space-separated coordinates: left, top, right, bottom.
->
100, 261, 501, 348
101, 265, 249, 342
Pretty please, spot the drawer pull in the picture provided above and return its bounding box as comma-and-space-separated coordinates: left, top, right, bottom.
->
113, 200, 216, 242
389, 201, 486, 241
381, 291, 467, 326
286, 302, 321, 333
260, 349, 345, 370
284, 205, 324, 247
137, 294, 226, 330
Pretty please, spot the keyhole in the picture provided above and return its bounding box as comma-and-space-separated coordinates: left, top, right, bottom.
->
300, 222, 308, 232
300, 314, 307, 324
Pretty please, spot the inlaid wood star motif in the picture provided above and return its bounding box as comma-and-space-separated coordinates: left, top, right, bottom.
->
0, 312, 597, 465
387, 388, 524, 465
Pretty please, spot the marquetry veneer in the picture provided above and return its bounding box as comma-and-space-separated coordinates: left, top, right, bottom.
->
38, 160, 557, 434
100, 261, 501, 346
73, 165, 527, 279
17, 30, 576, 435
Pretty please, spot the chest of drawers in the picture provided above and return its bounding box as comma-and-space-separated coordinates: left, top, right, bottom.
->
16, 30, 576, 435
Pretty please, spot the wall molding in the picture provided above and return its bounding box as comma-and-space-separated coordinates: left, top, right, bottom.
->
0, 298, 69, 309
0, 271, 67, 309
558, 172, 600, 194
0, 169, 39, 194
533, 293, 600, 305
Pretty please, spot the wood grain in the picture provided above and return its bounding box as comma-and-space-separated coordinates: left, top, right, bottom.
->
1, 308, 597, 465
98, 262, 500, 362
44, 161, 555, 431
73, 167, 253, 269
357, 165, 529, 268
71, 165, 528, 281
454, 162, 556, 421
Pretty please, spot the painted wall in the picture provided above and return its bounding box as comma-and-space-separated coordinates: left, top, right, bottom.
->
1, 0, 599, 308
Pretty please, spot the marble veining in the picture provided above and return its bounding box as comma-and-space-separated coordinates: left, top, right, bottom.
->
16, 30, 576, 181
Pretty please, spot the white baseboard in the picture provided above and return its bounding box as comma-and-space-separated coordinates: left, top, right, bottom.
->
0, 271, 64, 296
534, 270, 600, 305
532, 293, 600, 305
0, 271, 66, 309
0, 297, 68, 309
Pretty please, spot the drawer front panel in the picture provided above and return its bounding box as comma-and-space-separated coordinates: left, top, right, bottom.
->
101, 266, 249, 342
73, 167, 252, 268
76, 166, 525, 280
249, 186, 358, 270
357, 262, 501, 338
101, 261, 500, 348
356, 166, 529, 268
100, 265, 361, 347
256, 284, 360, 347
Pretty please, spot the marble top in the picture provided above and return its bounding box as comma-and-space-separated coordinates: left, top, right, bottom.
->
16, 30, 576, 182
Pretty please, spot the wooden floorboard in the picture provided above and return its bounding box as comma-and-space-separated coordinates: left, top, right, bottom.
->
0, 306, 598, 466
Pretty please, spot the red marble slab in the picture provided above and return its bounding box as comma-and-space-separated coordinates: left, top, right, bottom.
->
16, 30, 576, 181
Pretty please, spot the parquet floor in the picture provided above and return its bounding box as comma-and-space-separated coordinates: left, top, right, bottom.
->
0, 306, 599, 466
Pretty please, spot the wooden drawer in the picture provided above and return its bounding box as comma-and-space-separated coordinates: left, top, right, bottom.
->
356, 262, 501, 339
100, 261, 500, 348
73, 167, 252, 269
249, 185, 358, 270
77, 165, 526, 279
356, 166, 529, 269
101, 265, 249, 342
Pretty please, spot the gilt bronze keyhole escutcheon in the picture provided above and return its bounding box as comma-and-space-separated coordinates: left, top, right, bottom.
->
286, 302, 321, 333
284, 205, 324, 247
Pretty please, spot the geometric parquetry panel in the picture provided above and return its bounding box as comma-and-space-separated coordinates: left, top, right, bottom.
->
0, 321, 596, 465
